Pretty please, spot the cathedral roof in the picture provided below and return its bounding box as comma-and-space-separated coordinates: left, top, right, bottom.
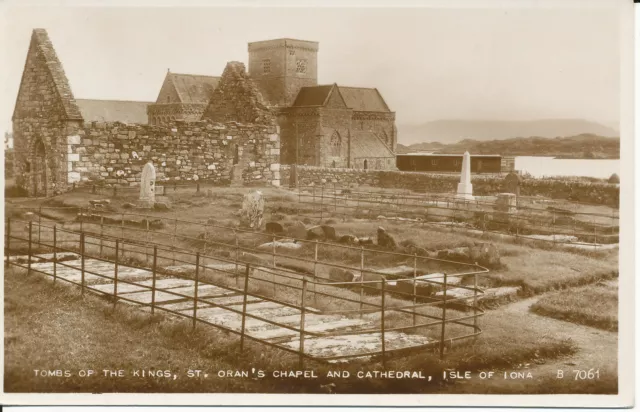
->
76, 99, 151, 124
291, 84, 391, 112
168, 73, 221, 104
291, 85, 334, 107
337, 86, 390, 112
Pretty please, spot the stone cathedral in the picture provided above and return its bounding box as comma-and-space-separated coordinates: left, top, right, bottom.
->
148, 38, 397, 170
12, 30, 397, 196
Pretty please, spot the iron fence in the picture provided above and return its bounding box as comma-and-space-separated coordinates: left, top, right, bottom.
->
6, 216, 487, 366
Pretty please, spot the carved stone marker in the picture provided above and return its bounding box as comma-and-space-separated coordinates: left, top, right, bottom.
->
504, 171, 522, 196
456, 151, 474, 200
139, 160, 156, 207
240, 190, 264, 229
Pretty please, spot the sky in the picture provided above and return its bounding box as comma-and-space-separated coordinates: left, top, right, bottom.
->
0, 2, 623, 135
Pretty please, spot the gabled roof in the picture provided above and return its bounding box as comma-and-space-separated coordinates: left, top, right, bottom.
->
76, 99, 151, 124
351, 131, 395, 158
291, 84, 391, 112
13, 29, 83, 121
337, 86, 390, 112
291, 85, 334, 107
168, 73, 220, 104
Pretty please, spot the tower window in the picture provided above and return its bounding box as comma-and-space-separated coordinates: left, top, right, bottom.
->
263, 59, 271, 74
296, 59, 307, 74
166, 96, 171, 103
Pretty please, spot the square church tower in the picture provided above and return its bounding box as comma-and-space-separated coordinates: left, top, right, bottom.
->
248, 38, 318, 107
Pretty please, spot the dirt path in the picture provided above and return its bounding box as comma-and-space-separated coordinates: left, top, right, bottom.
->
449, 294, 618, 393
498, 296, 617, 373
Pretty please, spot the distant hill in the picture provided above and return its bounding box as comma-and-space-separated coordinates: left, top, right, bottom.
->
416, 134, 620, 159
397, 119, 619, 145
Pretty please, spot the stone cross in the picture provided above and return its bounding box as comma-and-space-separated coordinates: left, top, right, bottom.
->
456, 151, 474, 200
139, 160, 156, 207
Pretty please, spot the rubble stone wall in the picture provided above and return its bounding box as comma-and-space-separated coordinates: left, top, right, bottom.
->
68, 120, 281, 187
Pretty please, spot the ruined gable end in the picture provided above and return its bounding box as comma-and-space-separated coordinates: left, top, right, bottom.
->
13, 29, 82, 122
12, 28, 83, 197
202, 61, 274, 125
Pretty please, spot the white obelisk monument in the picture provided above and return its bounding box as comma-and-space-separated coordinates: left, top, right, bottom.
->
456, 151, 474, 200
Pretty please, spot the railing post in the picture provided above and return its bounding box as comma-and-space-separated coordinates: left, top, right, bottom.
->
151, 246, 158, 315
145, 216, 150, 263
271, 235, 276, 267
412, 253, 417, 326
100, 215, 104, 258
80, 232, 85, 296
173, 213, 177, 265
234, 230, 239, 286
381, 279, 386, 370
313, 239, 318, 305
27, 221, 33, 275
299, 278, 308, 369
440, 272, 448, 360
114, 240, 119, 309
38, 206, 42, 245
473, 272, 478, 335
5, 218, 10, 269
359, 246, 364, 316
271, 234, 277, 297
240, 264, 251, 351
121, 213, 125, 239
53, 225, 57, 284
192, 252, 200, 329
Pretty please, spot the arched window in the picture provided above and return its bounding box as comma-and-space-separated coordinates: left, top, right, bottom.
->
363, 159, 368, 170
329, 131, 341, 157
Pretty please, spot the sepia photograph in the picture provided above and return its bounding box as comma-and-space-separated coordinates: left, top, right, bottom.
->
0, 0, 635, 407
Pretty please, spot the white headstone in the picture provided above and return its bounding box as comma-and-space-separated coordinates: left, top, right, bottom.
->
456, 151, 474, 200
139, 161, 156, 206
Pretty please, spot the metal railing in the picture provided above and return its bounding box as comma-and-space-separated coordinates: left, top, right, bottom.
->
6, 216, 487, 366
292, 185, 619, 250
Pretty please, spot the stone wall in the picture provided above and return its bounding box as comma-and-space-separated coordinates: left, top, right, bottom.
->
68, 120, 281, 187
280, 166, 620, 206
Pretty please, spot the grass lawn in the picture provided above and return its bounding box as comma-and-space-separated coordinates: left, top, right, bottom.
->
7, 187, 619, 298
5, 267, 583, 394
530, 283, 618, 331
